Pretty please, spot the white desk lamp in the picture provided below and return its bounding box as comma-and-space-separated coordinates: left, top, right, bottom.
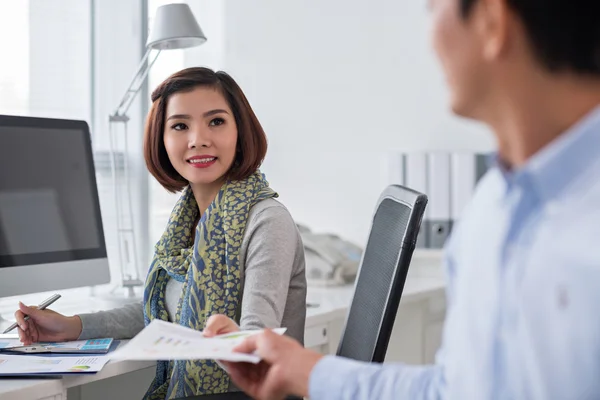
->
108, 3, 206, 298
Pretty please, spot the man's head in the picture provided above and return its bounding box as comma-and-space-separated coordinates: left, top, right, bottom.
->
429, 0, 600, 121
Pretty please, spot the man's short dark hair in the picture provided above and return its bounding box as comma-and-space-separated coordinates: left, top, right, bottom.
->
460, 0, 600, 76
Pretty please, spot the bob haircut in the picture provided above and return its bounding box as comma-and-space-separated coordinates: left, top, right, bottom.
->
143, 67, 268, 193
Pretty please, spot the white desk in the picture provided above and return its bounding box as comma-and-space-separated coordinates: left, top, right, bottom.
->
0, 251, 446, 400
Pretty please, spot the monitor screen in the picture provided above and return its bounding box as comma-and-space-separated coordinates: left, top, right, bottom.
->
0, 115, 108, 274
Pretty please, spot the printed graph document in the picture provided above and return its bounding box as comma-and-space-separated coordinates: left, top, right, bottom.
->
0, 353, 110, 376
111, 319, 286, 364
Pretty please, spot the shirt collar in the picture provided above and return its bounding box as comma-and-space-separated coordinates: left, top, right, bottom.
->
525, 105, 600, 202
490, 105, 600, 201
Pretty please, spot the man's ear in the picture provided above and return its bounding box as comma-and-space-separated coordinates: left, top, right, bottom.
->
474, 0, 511, 62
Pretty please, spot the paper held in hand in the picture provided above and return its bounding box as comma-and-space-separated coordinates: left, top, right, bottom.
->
111, 319, 286, 364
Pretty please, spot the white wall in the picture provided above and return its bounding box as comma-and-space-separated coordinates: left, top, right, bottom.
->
186, 0, 496, 245
0, 2, 29, 115
29, 0, 91, 121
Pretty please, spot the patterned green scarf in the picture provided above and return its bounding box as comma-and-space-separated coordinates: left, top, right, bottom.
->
143, 171, 277, 399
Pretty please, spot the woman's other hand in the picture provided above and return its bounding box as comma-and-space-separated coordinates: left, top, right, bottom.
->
203, 314, 241, 337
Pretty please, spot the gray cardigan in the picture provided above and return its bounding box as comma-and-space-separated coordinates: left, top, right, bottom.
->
78, 198, 307, 344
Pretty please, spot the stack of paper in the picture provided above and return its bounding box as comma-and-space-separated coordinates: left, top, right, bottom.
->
0, 336, 115, 376
0, 338, 114, 354
111, 319, 286, 364
0, 353, 110, 376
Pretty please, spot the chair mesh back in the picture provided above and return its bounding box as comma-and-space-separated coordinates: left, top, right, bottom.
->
336, 189, 424, 363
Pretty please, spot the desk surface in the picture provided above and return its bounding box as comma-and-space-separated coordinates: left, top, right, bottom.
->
0, 346, 155, 400
306, 251, 445, 326
0, 250, 445, 400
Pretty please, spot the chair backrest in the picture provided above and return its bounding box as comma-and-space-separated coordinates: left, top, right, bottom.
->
335, 184, 427, 363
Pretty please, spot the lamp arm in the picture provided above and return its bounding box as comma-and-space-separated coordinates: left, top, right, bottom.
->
111, 48, 161, 119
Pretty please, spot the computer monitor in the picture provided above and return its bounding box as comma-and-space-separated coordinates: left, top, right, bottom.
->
0, 115, 111, 297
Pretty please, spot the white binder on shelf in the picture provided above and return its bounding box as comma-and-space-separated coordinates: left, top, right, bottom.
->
476, 153, 491, 182
426, 152, 451, 249
386, 152, 406, 186
450, 152, 477, 225
405, 152, 428, 248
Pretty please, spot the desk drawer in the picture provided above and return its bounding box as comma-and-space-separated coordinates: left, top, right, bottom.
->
304, 323, 328, 349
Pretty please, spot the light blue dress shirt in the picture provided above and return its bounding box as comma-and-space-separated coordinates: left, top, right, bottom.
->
309, 105, 600, 400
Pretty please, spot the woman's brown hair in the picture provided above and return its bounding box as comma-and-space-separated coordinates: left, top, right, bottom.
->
143, 67, 268, 193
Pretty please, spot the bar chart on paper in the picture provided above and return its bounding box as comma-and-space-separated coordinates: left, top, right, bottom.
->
111, 320, 286, 363
0, 354, 110, 375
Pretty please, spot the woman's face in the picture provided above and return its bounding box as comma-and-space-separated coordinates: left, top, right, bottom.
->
163, 86, 238, 189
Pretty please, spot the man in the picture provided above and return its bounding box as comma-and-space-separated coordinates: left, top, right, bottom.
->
218, 0, 600, 398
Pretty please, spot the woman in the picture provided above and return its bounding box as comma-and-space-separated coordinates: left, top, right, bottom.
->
14, 67, 307, 399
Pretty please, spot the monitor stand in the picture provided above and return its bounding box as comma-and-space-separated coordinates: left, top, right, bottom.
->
91, 277, 144, 307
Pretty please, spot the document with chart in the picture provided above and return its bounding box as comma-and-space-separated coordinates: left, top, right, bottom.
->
111, 319, 286, 363
0, 353, 110, 376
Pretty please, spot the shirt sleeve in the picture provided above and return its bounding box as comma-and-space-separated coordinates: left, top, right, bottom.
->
309, 356, 444, 400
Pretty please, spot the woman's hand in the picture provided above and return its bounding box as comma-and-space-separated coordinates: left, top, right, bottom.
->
203, 314, 241, 337
14, 302, 83, 345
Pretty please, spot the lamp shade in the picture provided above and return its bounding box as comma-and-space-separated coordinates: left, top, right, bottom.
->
146, 3, 207, 50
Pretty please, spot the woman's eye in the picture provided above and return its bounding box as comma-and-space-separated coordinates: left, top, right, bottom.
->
171, 123, 187, 131
209, 118, 225, 127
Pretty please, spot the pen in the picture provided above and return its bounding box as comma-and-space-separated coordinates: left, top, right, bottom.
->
2, 293, 61, 334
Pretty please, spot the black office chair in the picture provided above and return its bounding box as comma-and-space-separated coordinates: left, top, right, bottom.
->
335, 184, 427, 363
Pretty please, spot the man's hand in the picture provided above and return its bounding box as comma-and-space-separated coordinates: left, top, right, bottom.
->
222, 329, 324, 400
